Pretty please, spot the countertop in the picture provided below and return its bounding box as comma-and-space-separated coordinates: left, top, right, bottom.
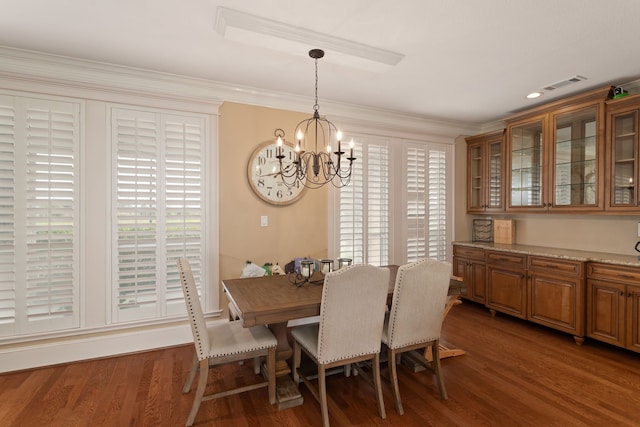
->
453, 241, 640, 268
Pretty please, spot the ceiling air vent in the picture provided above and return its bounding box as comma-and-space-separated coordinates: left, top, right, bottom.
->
542, 75, 587, 91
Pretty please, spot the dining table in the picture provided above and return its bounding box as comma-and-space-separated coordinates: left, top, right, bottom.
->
222, 265, 466, 409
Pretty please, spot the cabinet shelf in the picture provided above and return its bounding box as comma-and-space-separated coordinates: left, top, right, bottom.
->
615, 132, 636, 138
614, 158, 635, 163
556, 135, 596, 146
555, 158, 597, 167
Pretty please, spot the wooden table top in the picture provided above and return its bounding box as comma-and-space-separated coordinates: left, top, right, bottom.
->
223, 265, 466, 327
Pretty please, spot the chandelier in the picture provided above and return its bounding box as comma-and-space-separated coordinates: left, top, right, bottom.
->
276, 49, 356, 189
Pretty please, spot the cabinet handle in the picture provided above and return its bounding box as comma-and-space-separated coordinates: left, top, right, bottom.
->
543, 264, 558, 269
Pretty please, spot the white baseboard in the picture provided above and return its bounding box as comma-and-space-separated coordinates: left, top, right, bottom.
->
0, 323, 195, 373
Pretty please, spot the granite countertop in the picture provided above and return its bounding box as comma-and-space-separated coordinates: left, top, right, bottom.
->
453, 241, 640, 267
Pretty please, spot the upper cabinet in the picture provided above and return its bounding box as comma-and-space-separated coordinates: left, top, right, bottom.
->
505, 86, 613, 213
605, 93, 640, 211
465, 129, 505, 213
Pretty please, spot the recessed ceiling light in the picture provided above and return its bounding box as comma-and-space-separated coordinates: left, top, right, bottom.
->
526, 92, 543, 99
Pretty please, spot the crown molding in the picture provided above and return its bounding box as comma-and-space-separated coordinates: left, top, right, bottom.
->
0, 45, 480, 139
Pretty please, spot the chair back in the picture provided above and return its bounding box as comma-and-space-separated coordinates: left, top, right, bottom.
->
386, 259, 452, 349
177, 258, 209, 360
316, 264, 390, 365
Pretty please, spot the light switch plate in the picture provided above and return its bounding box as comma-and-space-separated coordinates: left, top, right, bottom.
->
261, 216, 268, 227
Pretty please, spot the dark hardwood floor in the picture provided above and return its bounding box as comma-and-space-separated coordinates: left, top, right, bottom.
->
2, 301, 640, 426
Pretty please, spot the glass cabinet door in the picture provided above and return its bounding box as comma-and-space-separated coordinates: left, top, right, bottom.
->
487, 138, 502, 209
610, 111, 637, 206
468, 142, 483, 210
466, 130, 504, 213
510, 120, 543, 208
553, 106, 598, 207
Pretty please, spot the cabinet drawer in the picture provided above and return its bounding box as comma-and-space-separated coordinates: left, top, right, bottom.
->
587, 262, 640, 284
486, 250, 526, 267
528, 256, 583, 277
453, 245, 485, 260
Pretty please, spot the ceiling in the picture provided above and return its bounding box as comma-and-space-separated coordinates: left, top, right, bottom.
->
1, 0, 640, 125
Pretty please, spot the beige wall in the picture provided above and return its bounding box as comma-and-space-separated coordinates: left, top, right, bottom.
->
454, 136, 640, 256
218, 102, 329, 289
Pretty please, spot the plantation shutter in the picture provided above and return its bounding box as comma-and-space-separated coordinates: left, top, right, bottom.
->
405, 142, 449, 262
0, 94, 80, 337
338, 142, 365, 263
427, 147, 448, 260
0, 98, 13, 334
406, 144, 427, 262
336, 137, 451, 267
112, 107, 206, 322
163, 115, 205, 315
367, 144, 390, 265
338, 140, 390, 265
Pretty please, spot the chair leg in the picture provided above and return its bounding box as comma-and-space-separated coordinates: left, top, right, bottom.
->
431, 340, 448, 400
186, 359, 209, 427
344, 363, 351, 377
182, 353, 199, 393
388, 347, 404, 415
267, 347, 276, 405
372, 353, 386, 419
318, 365, 330, 427
253, 356, 261, 375
293, 340, 301, 384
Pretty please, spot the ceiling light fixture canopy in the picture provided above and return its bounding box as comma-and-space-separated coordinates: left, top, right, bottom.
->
276, 48, 355, 189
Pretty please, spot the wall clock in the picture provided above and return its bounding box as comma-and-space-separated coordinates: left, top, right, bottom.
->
247, 139, 306, 205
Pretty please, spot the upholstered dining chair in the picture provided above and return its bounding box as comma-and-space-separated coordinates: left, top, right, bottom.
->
291, 264, 390, 427
177, 258, 277, 427
382, 258, 452, 415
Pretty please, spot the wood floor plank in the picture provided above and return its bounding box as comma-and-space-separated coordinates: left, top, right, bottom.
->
2, 301, 640, 426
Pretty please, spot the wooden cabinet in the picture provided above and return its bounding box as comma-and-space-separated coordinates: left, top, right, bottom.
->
452, 245, 486, 303
527, 256, 585, 342
505, 86, 612, 213
465, 130, 505, 213
587, 262, 640, 353
605, 93, 640, 211
485, 250, 527, 319
454, 243, 640, 350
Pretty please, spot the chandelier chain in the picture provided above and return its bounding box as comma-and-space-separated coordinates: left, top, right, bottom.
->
314, 57, 319, 112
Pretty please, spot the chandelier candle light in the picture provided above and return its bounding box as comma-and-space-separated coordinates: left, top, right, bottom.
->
276, 48, 356, 189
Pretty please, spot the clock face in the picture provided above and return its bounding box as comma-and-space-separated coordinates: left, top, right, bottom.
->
247, 140, 306, 205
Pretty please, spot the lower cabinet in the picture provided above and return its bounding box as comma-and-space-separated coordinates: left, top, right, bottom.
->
452, 245, 486, 304
454, 244, 638, 350
587, 263, 640, 353
486, 250, 527, 319
527, 256, 585, 342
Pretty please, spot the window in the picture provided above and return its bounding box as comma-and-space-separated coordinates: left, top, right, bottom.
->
111, 107, 207, 323
334, 135, 452, 266
0, 94, 80, 337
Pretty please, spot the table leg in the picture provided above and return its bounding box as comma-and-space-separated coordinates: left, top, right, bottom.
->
424, 297, 465, 362
266, 322, 304, 410
401, 296, 466, 371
